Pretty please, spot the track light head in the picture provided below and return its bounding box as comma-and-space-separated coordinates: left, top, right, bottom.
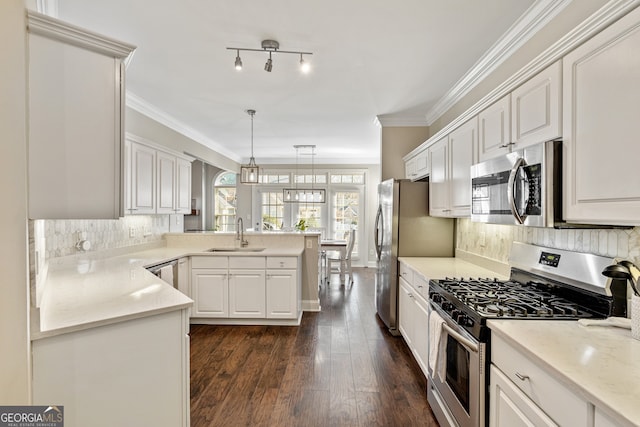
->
234, 50, 243, 71
264, 53, 273, 72
299, 54, 310, 74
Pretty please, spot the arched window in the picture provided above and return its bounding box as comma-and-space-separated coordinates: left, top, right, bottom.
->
213, 171, 237, 232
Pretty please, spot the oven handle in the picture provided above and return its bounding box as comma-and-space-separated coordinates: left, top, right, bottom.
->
507, 157, 526, 224
441, 322, 479, 354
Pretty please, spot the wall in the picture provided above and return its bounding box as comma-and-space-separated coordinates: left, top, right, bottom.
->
380, 126, 430, 180
0, 0, 30, 403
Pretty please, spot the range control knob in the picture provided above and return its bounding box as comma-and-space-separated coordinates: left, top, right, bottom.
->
431, 293, 443, 304
441, 302, 454, 312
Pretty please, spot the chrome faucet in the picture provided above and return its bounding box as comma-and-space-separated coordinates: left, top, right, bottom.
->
236, 217, 248, 247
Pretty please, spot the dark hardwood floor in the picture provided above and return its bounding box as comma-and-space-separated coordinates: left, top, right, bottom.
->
190, 267, 439, 427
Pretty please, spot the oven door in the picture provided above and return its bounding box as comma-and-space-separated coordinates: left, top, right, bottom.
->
428, 303, 485, 427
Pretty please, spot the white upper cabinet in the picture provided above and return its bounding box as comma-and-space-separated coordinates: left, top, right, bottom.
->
511, 60, 562, 149
478, 94, 511, 162
404, 148, 429, 181
124, 135, 193, 215
563, 7, 640, 226
27, 11, 135, 219
429, 117, 477, 217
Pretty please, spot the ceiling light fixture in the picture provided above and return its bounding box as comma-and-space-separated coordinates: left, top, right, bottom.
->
240, 109, 259, 184
227, 39, 313, 73
283, 145, 325, 203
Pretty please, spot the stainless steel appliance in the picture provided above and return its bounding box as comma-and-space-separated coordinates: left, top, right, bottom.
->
374, 178, 454, 334
146, 259, 178, 287
470, 140, 560, 227
426, 242, 626, 427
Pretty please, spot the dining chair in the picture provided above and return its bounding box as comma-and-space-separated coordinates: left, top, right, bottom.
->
326, 229, 356, 285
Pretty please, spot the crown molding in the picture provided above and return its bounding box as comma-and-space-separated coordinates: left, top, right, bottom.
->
375, 115, 429, 127
126, 92, 242, 163
424, 0, 571, 125
420, 0, 640, 149
27, 10, 135, 58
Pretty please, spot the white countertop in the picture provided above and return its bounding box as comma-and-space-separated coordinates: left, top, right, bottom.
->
489, 320, 640, 427
35, 244, 304, 339
398, 256, 509, 281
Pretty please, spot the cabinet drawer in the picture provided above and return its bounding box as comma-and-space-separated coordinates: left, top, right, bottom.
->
492, 334, 588, 426
266, 257, 297, 269
414, 273, 429, 299
191, 256, 228, 269
229, 256, 265, 269
399, 263, 414, 284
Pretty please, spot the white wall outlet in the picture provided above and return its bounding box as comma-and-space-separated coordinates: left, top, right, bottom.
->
129, 227, 135, 238
306, 239, 313, 249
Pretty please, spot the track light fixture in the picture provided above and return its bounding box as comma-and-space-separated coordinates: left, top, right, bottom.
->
227, 39, 313, 73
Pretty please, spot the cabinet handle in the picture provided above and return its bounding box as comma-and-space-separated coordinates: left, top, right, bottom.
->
499, 142, 516, 148
408, 293, 413, 299
515, 372, 530, 381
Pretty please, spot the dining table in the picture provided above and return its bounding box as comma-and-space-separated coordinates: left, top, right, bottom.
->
320, 239, 347, 284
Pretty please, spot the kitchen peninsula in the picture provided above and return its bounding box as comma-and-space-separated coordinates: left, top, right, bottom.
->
31, 231, 319, 427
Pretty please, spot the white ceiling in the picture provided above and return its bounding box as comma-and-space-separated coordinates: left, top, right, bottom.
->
54, 0, 538, 165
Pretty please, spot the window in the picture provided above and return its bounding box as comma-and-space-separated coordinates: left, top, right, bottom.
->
260, 173, 290, 184
261, 190, 285, 230
214, 171, 236, 232
332, 190, 360, 256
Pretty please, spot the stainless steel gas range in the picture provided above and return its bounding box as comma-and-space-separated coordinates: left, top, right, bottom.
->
426, 242, 628, 427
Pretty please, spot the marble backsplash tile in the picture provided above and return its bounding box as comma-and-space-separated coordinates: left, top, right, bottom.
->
34, 215, 170, 260
457, 218, 640, 264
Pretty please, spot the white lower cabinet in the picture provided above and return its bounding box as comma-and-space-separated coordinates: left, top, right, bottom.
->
32, 309, 190, 427
192, 268, 229, 317
266, 269, 298, 319
229, 269, 266, 318
490, 334, 588, 427
489, 365, 557, 427
191, 255, 300, 323
398, 262, 430, 377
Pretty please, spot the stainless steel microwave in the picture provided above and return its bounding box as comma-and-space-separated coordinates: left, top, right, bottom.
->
470, 140, 560, 227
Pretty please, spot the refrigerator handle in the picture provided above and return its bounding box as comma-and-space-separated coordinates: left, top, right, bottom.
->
374, 205, 383, 260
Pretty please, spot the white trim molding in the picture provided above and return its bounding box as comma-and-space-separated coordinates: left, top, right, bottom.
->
419, 0, 640, 151
425, 0, 571, 125
375, 115, 429, 127
126, 92, 242, 163
27, 10, 135, 58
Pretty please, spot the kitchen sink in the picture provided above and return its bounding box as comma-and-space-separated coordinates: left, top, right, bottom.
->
205, 247, 265, 252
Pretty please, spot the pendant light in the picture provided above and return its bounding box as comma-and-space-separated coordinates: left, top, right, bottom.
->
240, 109, 259, 184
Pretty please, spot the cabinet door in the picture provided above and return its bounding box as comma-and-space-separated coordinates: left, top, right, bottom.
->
176, 157, 192, 214
511, 60, 561, 149
490, 365, 558, 427
449, 117, 477, 217
130, 142, 156, 214
229, 269, 266, 318
191, 269, 228, 317
398, 278, 414, 347
479, 94, 512, 162
414, 149, 429, 180
412, 295, 430, 377
405, 156, 417, 180
27, 21, 129, 219
266, 269, 297, 319
156, 151, 177, 214
429, 136, 449, 216
563, 7, 640, 226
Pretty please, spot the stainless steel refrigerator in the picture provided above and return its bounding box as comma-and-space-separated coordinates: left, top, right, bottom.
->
374, 178, 455, 334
